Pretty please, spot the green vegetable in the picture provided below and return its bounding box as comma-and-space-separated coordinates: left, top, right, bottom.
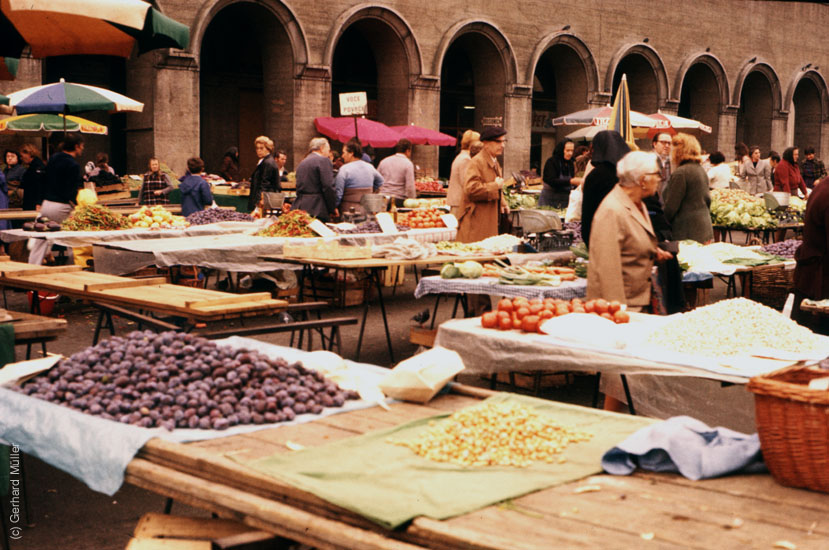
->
458, 261, 483, 279
440, 263, 461, 279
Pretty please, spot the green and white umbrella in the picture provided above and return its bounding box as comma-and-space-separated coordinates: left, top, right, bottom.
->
7, 79, 143, 115
0, 0, 189, 58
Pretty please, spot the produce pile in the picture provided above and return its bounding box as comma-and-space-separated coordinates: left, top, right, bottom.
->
710, 189, 775, 229
22, 218, 61, 232
475, 234, 523, 254
186, 208, 254, 225
677, 241, 783, 271
439, 261, 483, 279
646, 298, 823, 357
371, 238, 437, 260
402, 198, 445, 209
61, 204, 131, 231
482, 296, 629, 334
257, 210, 316, 237
481, 262, 576, 283
330, 220, 410, 234
435, 241, 484, 256
389, 401, 592, 467
129, 205, 189, 229
761, 239, 801, 259
399, 208, 446, 229
415, 178, 445, 193
17, 330, 359, 430
504, 192, 538, 210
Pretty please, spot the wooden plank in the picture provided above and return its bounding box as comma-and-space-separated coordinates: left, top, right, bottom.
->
133, 512, 253, 540
0, 263, 83, 276
84, 277, 168, 292
125, 538, 211, 550
184, 292, 272, 309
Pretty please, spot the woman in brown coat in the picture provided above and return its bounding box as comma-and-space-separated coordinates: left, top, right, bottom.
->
456, 126, 509, 243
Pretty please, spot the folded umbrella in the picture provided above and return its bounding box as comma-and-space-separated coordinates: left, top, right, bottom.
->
7, 79, 143, 115
0, 0, 189, 58
314, 117, 401, 148
390, 124, 457, 147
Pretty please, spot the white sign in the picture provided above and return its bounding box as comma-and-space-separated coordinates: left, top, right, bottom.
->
308, 219, 338, 238
374, 212, 398, 234
339, 92, 368, 116
440, 213, 458, 230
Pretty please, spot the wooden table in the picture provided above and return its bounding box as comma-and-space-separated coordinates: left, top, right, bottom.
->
0, 209, 39, 221
260, 254, 506, 363
3, 309, 67, 359
125, 384, 829, 550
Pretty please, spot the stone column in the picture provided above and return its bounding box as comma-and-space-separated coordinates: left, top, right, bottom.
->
820, 120, 829, 161
292, 66, 331, 165
771, 114, 789, 153
717, 107, 738, 159
409, 76, 441, 177
150, 50, 199, 175
504, 85, 532, 176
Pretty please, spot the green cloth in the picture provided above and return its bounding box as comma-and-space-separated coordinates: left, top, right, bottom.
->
0, 322, 16, 496
242, 394, 655, 529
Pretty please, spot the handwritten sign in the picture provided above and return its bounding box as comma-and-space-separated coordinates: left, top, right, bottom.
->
339, 92, 367, 116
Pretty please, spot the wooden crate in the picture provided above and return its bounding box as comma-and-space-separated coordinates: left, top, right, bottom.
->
383, 265, 405, 287
302, 277, 367, 307
494, 371, 571, 393
409, 326, 437, 347
125, 513, 277, 550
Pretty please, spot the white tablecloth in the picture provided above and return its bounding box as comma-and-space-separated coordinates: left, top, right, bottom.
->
415, 275, 587, 300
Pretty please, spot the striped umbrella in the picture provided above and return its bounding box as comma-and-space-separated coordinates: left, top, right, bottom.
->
7, 79, 143, 115
0, 113, 107, 136
607, 74, 636, 149
0, 0, 189, 58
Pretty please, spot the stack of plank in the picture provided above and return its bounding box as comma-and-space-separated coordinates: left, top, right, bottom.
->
126, 513, 279, 550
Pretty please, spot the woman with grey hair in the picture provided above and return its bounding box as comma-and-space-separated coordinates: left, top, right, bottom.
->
587, 151, 673, 312
292, 137, 337, 221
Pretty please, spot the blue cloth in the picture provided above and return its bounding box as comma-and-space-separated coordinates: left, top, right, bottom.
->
602, 416, 767, 480
334, 160, 384, 205
179, 172, 213, 217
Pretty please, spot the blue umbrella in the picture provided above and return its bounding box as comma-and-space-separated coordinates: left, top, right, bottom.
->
8, 79, 143, 115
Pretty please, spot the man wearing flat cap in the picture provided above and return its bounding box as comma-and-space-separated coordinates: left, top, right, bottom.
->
456, 126, 509, 242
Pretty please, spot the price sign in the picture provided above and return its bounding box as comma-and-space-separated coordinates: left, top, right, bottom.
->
339, 92, 368, 116
375, 212, 399, 234
440, 213, 458, 229
308, 219, 337, 238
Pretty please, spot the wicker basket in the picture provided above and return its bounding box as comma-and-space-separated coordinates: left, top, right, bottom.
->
750, 263, 794, 310
747, 364, 829, 492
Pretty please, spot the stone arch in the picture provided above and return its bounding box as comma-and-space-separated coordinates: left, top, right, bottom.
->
190, 0, 308, 75
526, 32, 599, 96
323, 4, 423, 81
675, 52, 729, 107
433, 20, 518, 85
787, 70, 829, 155
784, 69, 829, 117
732, 59, 783, 113
605, 43, 669, 110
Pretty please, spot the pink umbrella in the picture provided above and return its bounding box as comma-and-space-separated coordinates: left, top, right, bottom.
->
390, 124, 457, 146
314, 117, 401, 148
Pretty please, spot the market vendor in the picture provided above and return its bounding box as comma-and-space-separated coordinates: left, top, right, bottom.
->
293, 137, 337, 222
456, 126, 509, 243
541, 139, 583, 208
334, 138, 384, 217
247, 136, 281, 212
774, 147, 808, 198
138, 158, 173, 205
378, 138, 415, 206
587, 151, 673, 312
448, 130, 480, 217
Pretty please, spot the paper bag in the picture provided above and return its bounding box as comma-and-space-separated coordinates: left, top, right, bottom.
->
379, 347, 465, 403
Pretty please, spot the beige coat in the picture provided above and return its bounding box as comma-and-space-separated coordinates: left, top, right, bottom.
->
447, 150, 472, 209
456, 151, 502, 243
587, 185, 658, 309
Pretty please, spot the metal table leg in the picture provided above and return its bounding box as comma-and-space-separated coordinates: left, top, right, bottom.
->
355, 268, 395, 363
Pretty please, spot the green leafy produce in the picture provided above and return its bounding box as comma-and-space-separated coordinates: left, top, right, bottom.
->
440, 263, 461, 279
61, 204, 131, 231
257, 210, 316, 237
458, 261, 483, 278
504, 192, 538, 210
710, 189, 775, 229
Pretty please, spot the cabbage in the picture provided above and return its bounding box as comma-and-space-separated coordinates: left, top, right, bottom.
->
458, 261, 483, 279
403, 199, 419, 208
440, 263, 461, 279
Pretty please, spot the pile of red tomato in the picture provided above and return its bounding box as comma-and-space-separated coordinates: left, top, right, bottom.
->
480, 296, 630, 334
404, 208, 446, 229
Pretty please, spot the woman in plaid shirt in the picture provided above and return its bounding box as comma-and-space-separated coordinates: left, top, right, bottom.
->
139, 158, 173, 205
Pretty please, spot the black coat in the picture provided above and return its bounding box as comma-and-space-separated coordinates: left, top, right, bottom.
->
21, 156, 46, 211
248, 154, 281, 211
292, 153, 336, 221
581, 163, 618, 249
43, 152, 82, 205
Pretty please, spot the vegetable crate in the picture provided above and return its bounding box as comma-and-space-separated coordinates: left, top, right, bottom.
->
747, 364, 829, 493
303, 275, 369, 307
750, 263, 794, 310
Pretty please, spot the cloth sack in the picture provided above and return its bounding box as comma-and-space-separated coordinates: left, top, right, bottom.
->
564, 185, 583, 222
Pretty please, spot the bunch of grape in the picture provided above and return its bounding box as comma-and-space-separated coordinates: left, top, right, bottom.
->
17, 331, 358, 431
186, 209, 254, 225
761, 239, 801, 259
331, 221, 410, 234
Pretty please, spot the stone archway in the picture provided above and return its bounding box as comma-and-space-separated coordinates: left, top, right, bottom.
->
197, 1, 300, 179
676, 54, 729, 154
529, 34, 597, 172
435, 20, 517, 176
734, 62, 782, 154
326, 5, 421, 130
785, 70, 828, 156
606, 43, 669, 113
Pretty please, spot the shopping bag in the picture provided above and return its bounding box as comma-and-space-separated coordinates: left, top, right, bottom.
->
564, 186, 583, 222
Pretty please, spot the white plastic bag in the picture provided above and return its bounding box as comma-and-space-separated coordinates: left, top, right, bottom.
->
379, 347, 465, 403
564, 185, 583, 222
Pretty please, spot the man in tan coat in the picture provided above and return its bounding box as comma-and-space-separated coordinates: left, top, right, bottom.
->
447, 130, 479, 218
456, 126, 509, 243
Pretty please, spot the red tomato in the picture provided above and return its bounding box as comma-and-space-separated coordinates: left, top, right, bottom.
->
498, 316, 512, 330
513, 297, 529, 308
608, 300, 621, 314
529, 303, 544, 315
539, 309, 554, 320
522, 315, 540, 333
594, 299, 609, 315
572, 306, 585, 314
497, 310, 511, 321
481, 312, 498, 329
600, 312, 613, 321
555, 306, 570, 317
498, 299, 513, 313
529, 298, 543, 306
512, 318, 523, 330
515, 307, 530, 320
583, 300, 596, 314
613, 310, 630, 324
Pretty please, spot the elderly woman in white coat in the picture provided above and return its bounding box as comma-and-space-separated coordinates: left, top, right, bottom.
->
739, 146, 772, 195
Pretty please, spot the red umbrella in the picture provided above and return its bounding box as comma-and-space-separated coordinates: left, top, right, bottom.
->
390, 124, 456, 146
314, 117, 401, 148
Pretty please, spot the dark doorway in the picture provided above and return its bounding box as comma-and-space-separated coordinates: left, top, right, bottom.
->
736, 72, 773, 154
793, 78, 822, 154
678, 63, 721, 153
612, 54, 659, 113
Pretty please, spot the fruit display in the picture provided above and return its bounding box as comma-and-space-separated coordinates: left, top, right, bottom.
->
435, 241, 484, 256
186, 208, 254, 225
645, 298, 822, 357
330, 220, 410, 234
481, 262, 576, 282
23, 217, 61, 232
129, 205, 189, 229
402, 198, 445, 208
415, 178, 445, 194
399, 208, 446, 229
481, 296, 630, 334
504, 192, 538, 210
61, 204, 131, 231
16, 330, 359, 430
388, 400, 592, 467
710, 189, 775, 229
439, 260, 483, 279
761, 239, 801, 259
256, 210, 316, 237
